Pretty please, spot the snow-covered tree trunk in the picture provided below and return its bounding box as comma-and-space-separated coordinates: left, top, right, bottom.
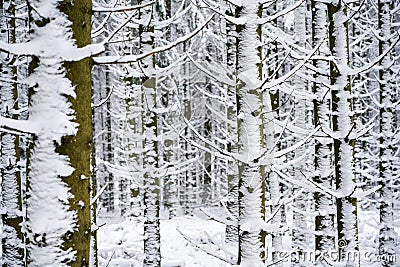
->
263, 3, 282, 264
312, 0, 335, 256
24, 4, 75, 267
181, 43, 195, 214
90, 146, 98, 267
0, 1, 24, 265
224, 1, 239, 246
21, 0, 96, 265
292, 3, 309, 260
236, 1, 266, 265
377, 0, 398, 261
139, 2, 161, 266
104, 65, 115, 213
328, 1, 359, 264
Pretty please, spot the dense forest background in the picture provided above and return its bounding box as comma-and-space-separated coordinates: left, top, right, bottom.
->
0, 0, 399, 266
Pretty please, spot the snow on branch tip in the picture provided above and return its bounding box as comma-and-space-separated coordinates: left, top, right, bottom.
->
92, 1, 155, 12
0, 40, 105, 62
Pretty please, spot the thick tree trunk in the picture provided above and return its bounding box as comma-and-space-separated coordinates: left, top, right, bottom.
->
328, 1, 359, 265
58, 0, 93, 266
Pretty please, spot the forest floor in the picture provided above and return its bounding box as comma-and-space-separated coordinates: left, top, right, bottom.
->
98, 207, 233, 267
97, 206, 399, 267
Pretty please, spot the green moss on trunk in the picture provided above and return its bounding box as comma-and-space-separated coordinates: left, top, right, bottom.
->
57, 1, 93, 266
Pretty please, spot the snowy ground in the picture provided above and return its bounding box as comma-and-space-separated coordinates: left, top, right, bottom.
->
97, 206, 400, 267
98, 209, 234, 267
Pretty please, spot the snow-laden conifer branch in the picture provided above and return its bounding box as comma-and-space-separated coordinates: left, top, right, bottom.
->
92, 85, 114, 109
101, 10, 140, 45
154, 0, 192, 28
92, 1, 154, 12
259, 0, 305, 25
94, 14, 215, 64
273, 125, 321, 158
0, 39, 104, 61
163, 117, 237, 162
260, 40, 323, 92
200, 207, 237, 226
176, 227, 236, 264
347, 32, 400, 75
187, 54, 235, 86
0, 116, 37, 134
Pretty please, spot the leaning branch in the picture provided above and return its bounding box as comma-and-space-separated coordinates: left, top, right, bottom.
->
92, 1, 154, 12
0, 116, 36, 135
259, 0, 305, 25
348, 32, 400, 75
0, 40, 104, 61
93, 14, 215, 64
90, 182, 109, 206
176, 227, 236, 265
260, 40, 323, 92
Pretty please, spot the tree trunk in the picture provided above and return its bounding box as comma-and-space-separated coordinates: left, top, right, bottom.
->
58, 0, 93, 266
377, 0, 398, 262
224, 1, 239, 246
236, 1, 266, 265
328, 1, 359, 264
139, 2, 161, 266
0, 1, 24, 265
312, 0, 335, 256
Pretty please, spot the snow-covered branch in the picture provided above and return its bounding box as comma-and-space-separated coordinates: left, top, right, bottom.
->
93, 14, 215, 64
92, 1, 154, 12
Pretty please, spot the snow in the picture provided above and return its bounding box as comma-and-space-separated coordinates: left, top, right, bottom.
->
97, 214, 232, 267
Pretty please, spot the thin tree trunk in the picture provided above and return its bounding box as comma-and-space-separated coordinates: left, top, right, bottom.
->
224, 0, 239, 246
139, 2, 161, 266
0, 1, 24, 265
378, 0, 397, 262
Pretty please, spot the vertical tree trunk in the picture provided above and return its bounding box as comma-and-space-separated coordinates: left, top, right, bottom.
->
58, 0, 93, 266
236, 1, 266, 265
139, 2, 161, 266
24, 0, 93, 265
292, 3, 309, 262
0, 1, 24, 265
377, 0, 398, 262
224, 1, 240, 247
262, 4, 285, 264
328, 1, 359, 264
312, 0, 335, 256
